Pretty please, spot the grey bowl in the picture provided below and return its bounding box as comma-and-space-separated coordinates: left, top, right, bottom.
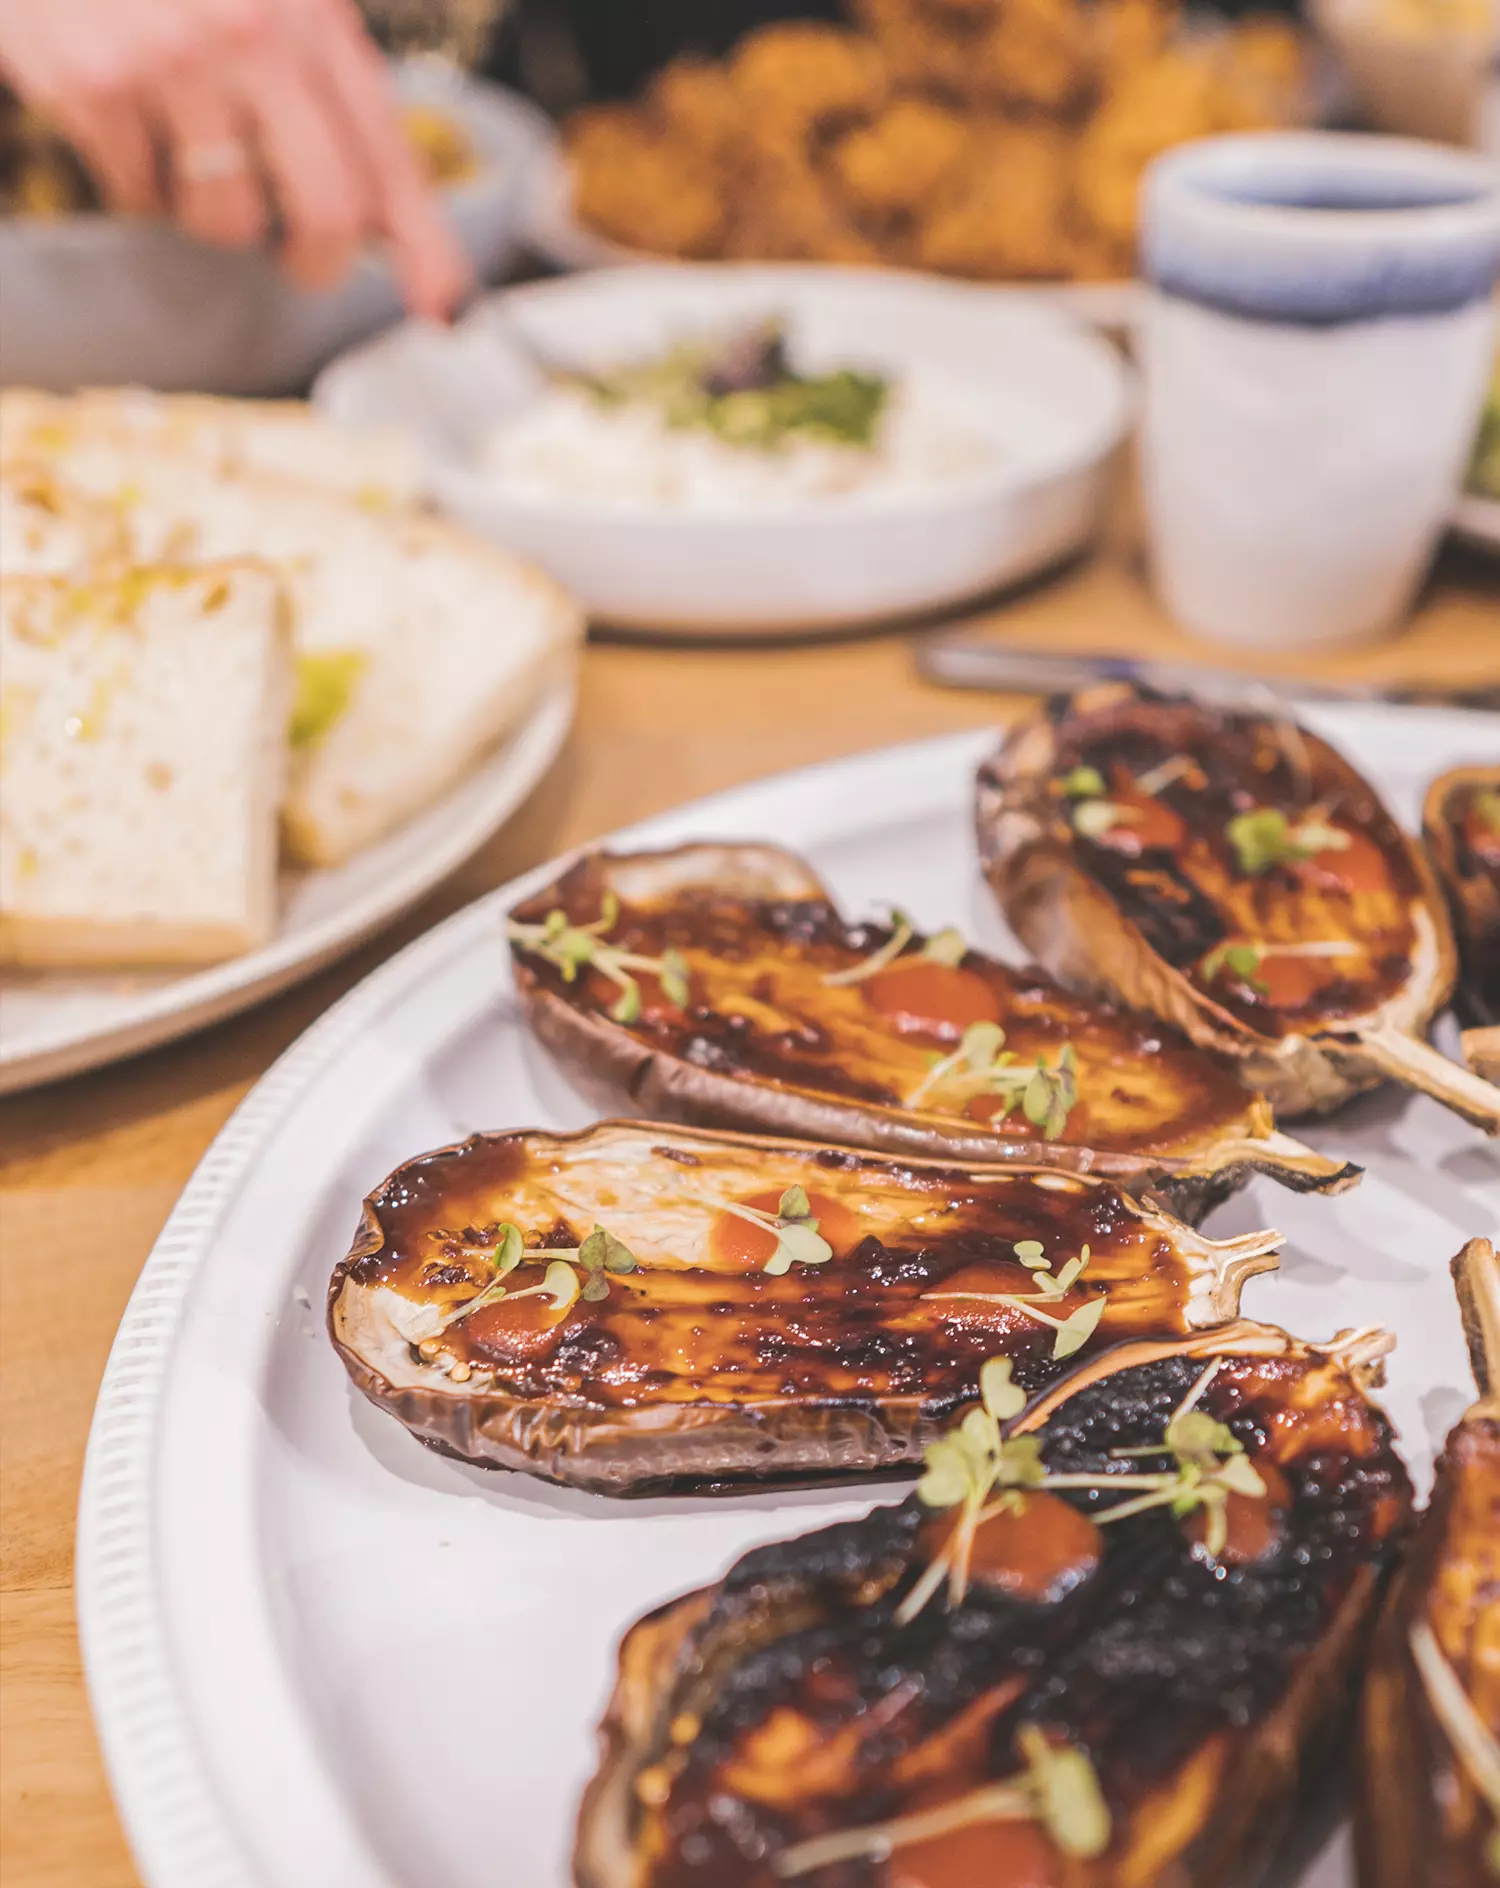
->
0, 63, 556, 396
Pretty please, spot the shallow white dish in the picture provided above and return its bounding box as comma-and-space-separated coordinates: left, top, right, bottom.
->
0, 675, 574, 1095
522, 142, 1145, 333
314, 264, 1133, 634
78, 703, 1500, 1888
0, 66, 555, 397
1453, 486, 1500, 552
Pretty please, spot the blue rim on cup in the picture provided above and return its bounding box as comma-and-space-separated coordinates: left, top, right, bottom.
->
1142, 131, 1500, 324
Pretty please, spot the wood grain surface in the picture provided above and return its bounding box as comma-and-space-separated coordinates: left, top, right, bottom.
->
2, 521, 1496, 1888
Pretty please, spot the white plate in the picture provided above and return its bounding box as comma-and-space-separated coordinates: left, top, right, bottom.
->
1453, 487, 1500, 552
0, 67, 555, 397
0, 676, 575, 1095
521, 142, 1145, 333
315, 265, 1133, 634
78, 703, 1500, 1888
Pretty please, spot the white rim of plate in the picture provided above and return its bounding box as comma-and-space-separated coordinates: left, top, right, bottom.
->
1452, 488, 1500, 550
74, 728, 999, 1888
0, 674, 577, 1094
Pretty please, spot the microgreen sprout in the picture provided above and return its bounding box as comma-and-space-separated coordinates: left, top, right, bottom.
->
822, 912, 971, 988
506, 892, 690, 1024
771, 1722, 1110, 1876
923, 1239, 1104, 1361
439, 1221, 637, 1328
1095, 1358, 1266, 1557
904, 1024, 1078, 1139
1200, 937, 1363, 996
1133, 753, 1198, 798
1226, 805, 1351, 877
691, 1183, 834, 1275
1072, 799, 1140, 842
1408, 1618, 1500, 1867
1059, 765, 1106, 799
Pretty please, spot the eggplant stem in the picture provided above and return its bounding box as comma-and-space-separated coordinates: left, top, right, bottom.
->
1349, 1024, 1500, 1136
1452, 1238, 1500, 1416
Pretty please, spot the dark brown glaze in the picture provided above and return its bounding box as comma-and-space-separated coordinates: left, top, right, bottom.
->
974, 684, 1500, 1131
1358, 1239, 1500, 1888
1423, 766, 1500, 1030
576, 1326, 1412, 1888
507, 844, 1357, 1222
327, 1123, 1281, 1493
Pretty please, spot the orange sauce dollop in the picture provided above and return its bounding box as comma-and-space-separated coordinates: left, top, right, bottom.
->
462, 1288, 580, 1361
890, 1814, 1062, 1888
863, 960, 1002, 1044
1094, 789, 1188, 856
1292, 826, 1389, 897
918, 1492, 1102, 1605
706, 1188, 863, 1270
1185, 1457, 1293, 1564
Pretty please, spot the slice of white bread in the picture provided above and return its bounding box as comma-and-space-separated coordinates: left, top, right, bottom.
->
0, 561, 293, 967
1, 442, 583, 865
0, 387, 423, 506
0, 462, 129, 577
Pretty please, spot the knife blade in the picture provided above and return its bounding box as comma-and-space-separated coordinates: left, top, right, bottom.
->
912, 637, 1500, 714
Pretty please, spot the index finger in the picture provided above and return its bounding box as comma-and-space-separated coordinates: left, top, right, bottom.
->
305, 2, 470, 319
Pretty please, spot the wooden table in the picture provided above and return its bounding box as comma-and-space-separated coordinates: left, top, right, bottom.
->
2, 526, 1496, 1888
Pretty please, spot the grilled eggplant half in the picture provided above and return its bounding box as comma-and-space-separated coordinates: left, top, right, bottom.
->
977, 683, 1500, 1134
577, 1321, 1411, 1887
506, 843, 1355, 1226
1358, 1237, 1500, 1888
1423, 764, 1500, 1086
327, 1122, 1282, 1494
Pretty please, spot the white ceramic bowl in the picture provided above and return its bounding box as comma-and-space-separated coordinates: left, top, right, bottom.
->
0, 65, 555, 397
313, 264, 1132, 634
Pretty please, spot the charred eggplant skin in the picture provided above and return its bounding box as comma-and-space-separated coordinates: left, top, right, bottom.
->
327, 1123, 1280, 1495
1358, 1239, 1500, 1888
577, 1330, 1412, 1888
1423, 765, 1500, 1029
976, 683, 1460, 1121
508, 842, 1356, 1223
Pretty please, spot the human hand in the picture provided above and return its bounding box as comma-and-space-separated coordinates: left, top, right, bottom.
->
0, 0, 471, 317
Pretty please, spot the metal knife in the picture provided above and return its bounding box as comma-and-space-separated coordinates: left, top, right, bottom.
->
912, 637, 1500, 714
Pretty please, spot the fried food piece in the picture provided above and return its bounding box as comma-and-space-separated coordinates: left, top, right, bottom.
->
1074, 47, 1221, 245
914, 123, 1073, 279
828, 98, 971, 219
730, 22, 888, 134
727, 145, 883, 264
649, 55, 744, 168
971, 0, 1091, 111
1093, 0, 1180, 80
850, 0, 983, 95
1214, 17, 1310, 128
566, 106, 726, 258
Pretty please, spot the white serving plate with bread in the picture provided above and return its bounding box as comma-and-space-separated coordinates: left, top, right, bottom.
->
315, 265, 1132, 635
75, 710, 1500, 1888
0, 390, 582, 1092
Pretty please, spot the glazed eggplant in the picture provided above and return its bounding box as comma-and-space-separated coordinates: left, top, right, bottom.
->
1358, 1237, 1500, 1888
576, 1321, 1412, 1887
327, 1122, 1284, 1494
506, 843, 1356, 1226
1423, 764, 1500, 1086
977, 682, 1500, 1133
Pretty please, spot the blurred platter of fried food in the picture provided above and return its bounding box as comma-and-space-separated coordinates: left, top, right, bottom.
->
555, 3, 1312, 285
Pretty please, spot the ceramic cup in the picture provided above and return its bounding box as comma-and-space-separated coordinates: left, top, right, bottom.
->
1138, 132, 1500, 650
